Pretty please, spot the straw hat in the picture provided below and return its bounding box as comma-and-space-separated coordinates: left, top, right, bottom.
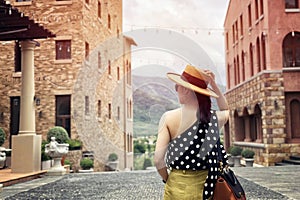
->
167, 65, 219, 98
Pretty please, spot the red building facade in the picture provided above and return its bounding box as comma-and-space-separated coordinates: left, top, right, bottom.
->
224, 0, 300, 166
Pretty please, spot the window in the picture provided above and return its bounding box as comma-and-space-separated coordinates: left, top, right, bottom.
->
250, 43, 254, 76
241, 51, 245, 81
56, 95, 71, 136
240, 15, 243, 37
56, 40, 71, 60
255, 0, 259, 20
261, 34, 267, 70
85, 42, 89, 60
108, 103, 111, 119
285, 0, 298, 8
98, 1, 101, 18
226, 32, 229, 51
85, 96, 89, 115
117, 106, 120, 121
16, 0, 31, 2
248, 4, 252, 27
232, 24, 235, 44
14, 41, 21, 72
235, 21, 238, 41
283, 32, 300, 67
108, 60, 111, 75
260, 0, 264, 15
108, 14, 111, 29
256, 37, 261, 72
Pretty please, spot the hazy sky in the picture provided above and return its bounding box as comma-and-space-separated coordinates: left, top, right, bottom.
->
123, 0, 230, 85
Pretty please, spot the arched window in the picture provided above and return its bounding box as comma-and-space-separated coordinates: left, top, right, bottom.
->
283, 32, 300, 67
256, 37, 261, 72
250, 43, 254, 76
241, 51, 245, 81
237, 55, 240, 84
234, 110, 245, 141
254, 104, 262, 143
261, 33, 267, 70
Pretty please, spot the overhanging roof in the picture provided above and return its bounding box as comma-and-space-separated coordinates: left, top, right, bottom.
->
0, 0, 55, 41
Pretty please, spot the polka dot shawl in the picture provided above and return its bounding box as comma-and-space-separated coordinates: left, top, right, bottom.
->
165, 110, 228, 199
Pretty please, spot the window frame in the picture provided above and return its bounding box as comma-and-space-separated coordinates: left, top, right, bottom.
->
55, 40, 71, 60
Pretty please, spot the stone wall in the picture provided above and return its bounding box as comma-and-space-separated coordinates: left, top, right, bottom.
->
0, 0, 132, 171
225, 71, 298, 166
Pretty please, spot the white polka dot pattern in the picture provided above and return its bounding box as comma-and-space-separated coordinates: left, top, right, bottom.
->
165, 110, 228, 200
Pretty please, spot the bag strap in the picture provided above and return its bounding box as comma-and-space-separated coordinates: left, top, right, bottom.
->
216, 139, 224, 174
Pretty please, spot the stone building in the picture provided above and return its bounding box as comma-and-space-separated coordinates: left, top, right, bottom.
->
224, 0, 300, 166
0, 0, 135, 171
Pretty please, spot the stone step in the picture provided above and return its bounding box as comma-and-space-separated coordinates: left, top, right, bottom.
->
282, 159, 300, 165
275, 162, 291, 166
290, 155, 300, 161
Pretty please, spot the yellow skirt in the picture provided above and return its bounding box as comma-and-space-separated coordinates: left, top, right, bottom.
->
164, 169, 209, 200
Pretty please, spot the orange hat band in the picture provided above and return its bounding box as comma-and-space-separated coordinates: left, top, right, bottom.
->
181, 71, 207, 89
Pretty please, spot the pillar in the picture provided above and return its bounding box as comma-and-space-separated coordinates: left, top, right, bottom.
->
244, 116, 252, 142
12, 40, 41, 173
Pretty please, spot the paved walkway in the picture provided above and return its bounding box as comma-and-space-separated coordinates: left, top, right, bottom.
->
1, 165, 299, 200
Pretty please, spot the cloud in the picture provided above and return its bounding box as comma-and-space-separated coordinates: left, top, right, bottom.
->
123, 0, 230, 85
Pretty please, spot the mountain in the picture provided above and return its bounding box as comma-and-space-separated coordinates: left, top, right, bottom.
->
133, 75, 179, 137
132, 75, 226, 137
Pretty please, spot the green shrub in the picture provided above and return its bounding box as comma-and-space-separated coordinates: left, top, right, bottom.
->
241, 149, 255, 158
67, 139, 82, 150
80, 158, 94, 170
47, 126, 69, 144
64, 159, 72, 169
108, 153, 118, 161
227, 146, 233, 154
0, 128, 5, 146
143, 158, 153, 170
230, 146, 243, 156
41, 140, 51, 161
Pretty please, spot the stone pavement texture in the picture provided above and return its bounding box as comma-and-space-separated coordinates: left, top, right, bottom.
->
1, 165, 299, 200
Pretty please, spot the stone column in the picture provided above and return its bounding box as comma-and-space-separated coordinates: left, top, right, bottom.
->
244, 116, 252, 142
12, 40, 42, 173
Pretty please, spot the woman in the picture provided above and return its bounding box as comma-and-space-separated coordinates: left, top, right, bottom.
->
154, 65, 229, 200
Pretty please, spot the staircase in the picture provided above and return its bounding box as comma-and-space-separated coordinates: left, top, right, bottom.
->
275, 155, 300, 166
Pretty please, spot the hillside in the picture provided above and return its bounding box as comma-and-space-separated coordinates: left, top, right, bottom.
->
133, 75, 179, 137
132, 75, 226, 137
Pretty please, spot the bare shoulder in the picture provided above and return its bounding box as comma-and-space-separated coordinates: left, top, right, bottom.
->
163, 108, 181, 120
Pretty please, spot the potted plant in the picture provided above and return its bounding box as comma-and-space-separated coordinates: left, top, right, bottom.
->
47, 126, 70, 166
47, 126, 69, 144
230, 146, 243, 167
242, 149, 255, 167
0, 128, 6, 168
79, 158, 94, 173
63, 159, 72, 173
45, 126, 70, 175
106, 153, 119, 171
67, 139, 82, 151
226, 146, 234, 167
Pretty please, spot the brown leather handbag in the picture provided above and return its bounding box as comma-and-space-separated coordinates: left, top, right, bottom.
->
212, 168, 246, 200
213, 141, 246, 200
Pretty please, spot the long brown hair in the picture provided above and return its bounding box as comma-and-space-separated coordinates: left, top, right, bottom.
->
196, 92, 211, 123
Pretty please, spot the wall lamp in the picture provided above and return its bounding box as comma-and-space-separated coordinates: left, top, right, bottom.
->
38, 111, 43, 118
0, 112, 4, 121
274, 99, 279, 109
34, 96, 40, 106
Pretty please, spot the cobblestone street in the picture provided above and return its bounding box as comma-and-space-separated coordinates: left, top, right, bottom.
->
2, 166, 298, 200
